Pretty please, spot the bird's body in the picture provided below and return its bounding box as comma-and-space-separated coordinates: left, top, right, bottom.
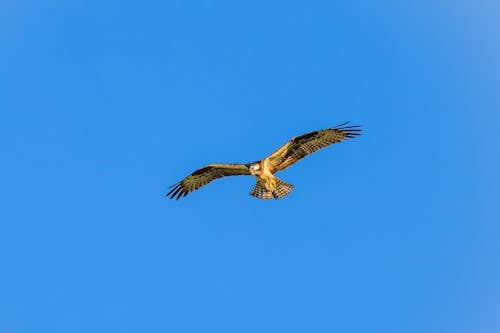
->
167, 122, 361, 200
249, 159, 276, 189
246, 159, 294, 199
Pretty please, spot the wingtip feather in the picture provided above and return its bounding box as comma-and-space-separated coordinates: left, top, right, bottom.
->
333, 121, 362, 138
166, 183, 185, 199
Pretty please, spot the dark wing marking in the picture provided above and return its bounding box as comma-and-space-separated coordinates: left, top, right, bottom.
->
266, 122, 361, 171
167, 163, 251, 199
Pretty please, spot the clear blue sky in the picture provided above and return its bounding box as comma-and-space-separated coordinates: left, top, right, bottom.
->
1, 1, 499, 332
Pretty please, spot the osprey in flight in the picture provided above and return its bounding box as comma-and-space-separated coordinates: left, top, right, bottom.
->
167, 122, 361, 200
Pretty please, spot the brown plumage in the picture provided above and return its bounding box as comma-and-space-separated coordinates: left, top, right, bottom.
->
167, 122, 361, 200
167, 164, 251, 200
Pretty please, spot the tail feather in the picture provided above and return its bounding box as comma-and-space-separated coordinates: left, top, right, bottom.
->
249, 181, 274, 199
272, 178, 294, 198
249, 178, 294, 200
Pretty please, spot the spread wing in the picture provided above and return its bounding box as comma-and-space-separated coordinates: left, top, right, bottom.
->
167, 163, 251, 199
266, 122, 361, 172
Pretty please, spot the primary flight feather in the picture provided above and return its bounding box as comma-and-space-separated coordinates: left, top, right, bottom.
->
167, 122, 361, 200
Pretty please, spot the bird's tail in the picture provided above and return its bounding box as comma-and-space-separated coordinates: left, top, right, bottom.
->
249, 178, 294, 200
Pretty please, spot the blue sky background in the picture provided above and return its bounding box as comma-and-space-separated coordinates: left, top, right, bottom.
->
1, 1, 499, 332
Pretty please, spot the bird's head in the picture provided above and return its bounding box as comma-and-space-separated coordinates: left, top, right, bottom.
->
248, 162, 261, 175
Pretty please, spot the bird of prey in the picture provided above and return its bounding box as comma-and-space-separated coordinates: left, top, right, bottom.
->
167, 122, 361, 200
